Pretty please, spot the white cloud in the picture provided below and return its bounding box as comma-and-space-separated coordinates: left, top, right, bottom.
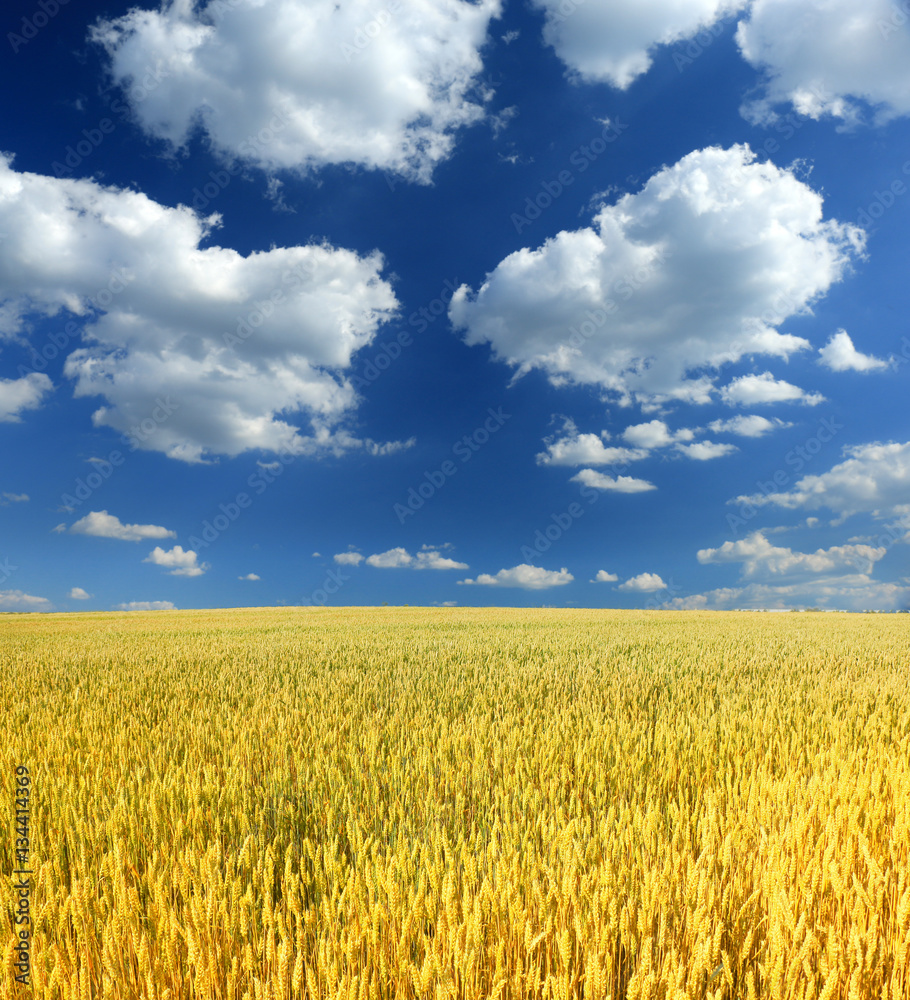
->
70, 510, 176, 542
0, 155, 401, 462
334, 551, 364, 566
365, 547, 468, 569
736, 0, 910, 127
621, 420, 673, 449
117, 600, 177, 611
708, 414, 792, 437
458, 564, 573, 589
0, 492, 29, 504
818, 329, 888, 372
618, 572, 667, 592
68, 587, 91, 599
450, 145, 862, 408
0, 589, 52, 611
676, 440, 738, 460
92, 0, 501, 184
736, 441, 910, 519
366, 547, 415, 569
0, 373, 53, 422
144, 545, 209, 576
663, 579, 910, 612
720, 372, 824, 406
531, 0, 746, 87
570, 469, 656, 493
697, 530, 887, 578
238, 573, 260, 581
415, 550, 469, 570
592, 569, 619, 582
537, 420, 646, 465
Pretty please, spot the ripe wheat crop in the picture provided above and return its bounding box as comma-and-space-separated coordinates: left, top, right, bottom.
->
2, 607, 909, 999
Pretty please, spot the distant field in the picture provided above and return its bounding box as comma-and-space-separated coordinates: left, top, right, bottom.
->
2, 607, 909, 999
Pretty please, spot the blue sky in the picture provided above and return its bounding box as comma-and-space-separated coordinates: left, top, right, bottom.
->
1, 0, 909, 612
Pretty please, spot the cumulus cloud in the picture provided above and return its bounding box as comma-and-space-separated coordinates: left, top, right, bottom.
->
68, 587, 91, 599
697, 530, 887, 578
117, 600, 177, 611
663, 579, 910, 612
458, 564, 573, 589
708, 414, 792, 437
0, 373, 53, 422
818, 329, 888, 372
591, 569, 619, 582
537, 420, 646, 466
569, 469, 656, 493
70, 510, 176, 542
334, 551, 364, 566
618, 572, 667, 592
0, 589, 52, 611
0, 155, 402, 462
676, 440, 738, 460
531, 0, 746, 87
450, 145, 862, 409
736, 0, 910, 127
238, 573, 260, 581
736, 441, 910, 519
622, 420, 678, 449
92, 0, 501, 184
720, 372, 824, 406
365, 547, 468, 569
144, 545, 209, 576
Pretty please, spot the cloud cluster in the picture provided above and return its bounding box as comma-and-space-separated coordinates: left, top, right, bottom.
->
617, 571, 667, 592
737, 0, 910, 126
450, 145, 862, 409
335, 546, 467, 570
92, 0, 501, 183
708, 414, 791, 437
720, 373, 824, 406
737, 441, 910, 518
70, 510, 176, 542
144, 544, 209, 576
0, 373, 53, 422
0, 155, 400, 462
0, 589, 52, 611
531, 0, 746, 87
698, 530, 887, 578
117, 600, 177, 611
817, 329, 888, 373
458, 564, 573, 589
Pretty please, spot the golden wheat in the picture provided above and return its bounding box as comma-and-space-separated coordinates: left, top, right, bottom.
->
1, 607, 909, 998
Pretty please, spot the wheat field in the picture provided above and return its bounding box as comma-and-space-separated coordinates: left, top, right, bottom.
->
1, 607, 909, 999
